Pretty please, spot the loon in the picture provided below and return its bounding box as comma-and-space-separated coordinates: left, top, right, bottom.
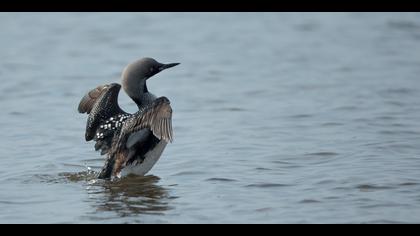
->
78, 58, 179, 179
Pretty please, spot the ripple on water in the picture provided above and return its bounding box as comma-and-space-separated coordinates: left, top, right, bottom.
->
375, 115, 396, 121
216, 107, 247, 112
82, 158, 107, 163
205, 178, 237, 182
245, 183, 292, 188
356, 184, 395, 192
380, 87, 416, 95
244, 89, 266, 96
304, 152, 339, 157
387, 20, 420, 30
398, 182, 418, 186
21, 174, 66, 184
254, 167, 272, 171
362, 220, 407, 224
171, 171, 207, 176
333, 105, 359, 111
59, 171, 99, 182
294, 22, 319, 32
321, 122, 344, 127
316, 179, 336, 185
271, 160, 301, 169
299, 199, 321, 204
29, 171, 99, 184
8, 111, 25, 116
288, 114, 313, 119
384, 100, 405, 107
0, 199, 52, 205
255, 207, 274, 212
379, 130, 420, 136
362, 203, 410, 209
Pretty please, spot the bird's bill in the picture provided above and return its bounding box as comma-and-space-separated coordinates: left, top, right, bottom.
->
159, 63, 180, 71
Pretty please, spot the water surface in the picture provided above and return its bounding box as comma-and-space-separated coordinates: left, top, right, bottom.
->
0, 13, 420, 223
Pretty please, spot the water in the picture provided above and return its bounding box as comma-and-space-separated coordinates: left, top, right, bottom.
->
0, 13, 420, 223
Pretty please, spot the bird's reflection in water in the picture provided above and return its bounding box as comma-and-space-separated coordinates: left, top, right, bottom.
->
91, 175, 171, 217
63, 171, 171, 218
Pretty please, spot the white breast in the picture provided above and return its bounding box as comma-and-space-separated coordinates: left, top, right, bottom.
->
119, 141, 168, 178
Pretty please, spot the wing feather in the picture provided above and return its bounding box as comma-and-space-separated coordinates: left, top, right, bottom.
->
78, 83, 127, 156
122, 96, 173, 144
78, 85, 109, 114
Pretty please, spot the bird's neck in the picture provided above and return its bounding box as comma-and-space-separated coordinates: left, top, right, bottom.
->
142, 82, 148, 93
132, 82, 156, 110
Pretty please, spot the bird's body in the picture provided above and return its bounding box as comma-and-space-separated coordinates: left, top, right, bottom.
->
78, 58, 179, 179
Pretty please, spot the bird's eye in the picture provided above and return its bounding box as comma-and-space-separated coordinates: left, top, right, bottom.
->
150, 67, 154, 72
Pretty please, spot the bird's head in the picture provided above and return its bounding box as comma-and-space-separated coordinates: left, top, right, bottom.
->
121, 58, 179, 98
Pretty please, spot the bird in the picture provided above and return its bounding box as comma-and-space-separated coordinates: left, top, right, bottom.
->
78, 58, 179, 180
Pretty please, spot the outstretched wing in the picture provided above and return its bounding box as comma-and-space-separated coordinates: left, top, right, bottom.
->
122, 96, 173, 143
78, 84, 108, 114
98, 97, 173, 179
78, 83, 128, 155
